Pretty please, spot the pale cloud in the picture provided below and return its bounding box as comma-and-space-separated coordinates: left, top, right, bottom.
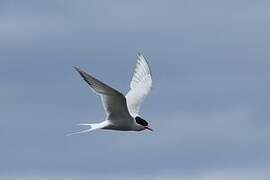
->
2, 167, 269, 180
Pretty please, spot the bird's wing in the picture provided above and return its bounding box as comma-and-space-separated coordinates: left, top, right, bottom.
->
126, 54, 153, 117
74, 67, 131, 122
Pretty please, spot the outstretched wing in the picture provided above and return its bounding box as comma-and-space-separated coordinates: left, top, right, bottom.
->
126, 54, 153, 117
74, 67, 131, 122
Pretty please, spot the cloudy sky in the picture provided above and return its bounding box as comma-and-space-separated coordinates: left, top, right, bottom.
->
1, 0, 270, 179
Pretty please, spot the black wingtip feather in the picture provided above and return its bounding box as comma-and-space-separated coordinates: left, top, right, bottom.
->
73, 66, 86, 80
73, 66, 95, 87
73, 66, 81, 73
73, 66, 85, 77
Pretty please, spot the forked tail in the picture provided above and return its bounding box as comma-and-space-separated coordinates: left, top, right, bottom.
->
67, 122, 107, 136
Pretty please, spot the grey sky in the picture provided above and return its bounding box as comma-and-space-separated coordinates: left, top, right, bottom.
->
1, 0, 270, 179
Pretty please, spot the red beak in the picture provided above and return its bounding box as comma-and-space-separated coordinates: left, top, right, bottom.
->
145, 126, 153, 131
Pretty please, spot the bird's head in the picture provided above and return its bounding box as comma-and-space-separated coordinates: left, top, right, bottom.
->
135, 116, 153, 131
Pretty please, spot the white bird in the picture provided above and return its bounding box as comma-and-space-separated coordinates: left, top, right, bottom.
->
68, 54, 153, 135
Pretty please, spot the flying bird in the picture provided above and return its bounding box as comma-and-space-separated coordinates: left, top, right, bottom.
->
68, 54, 153, 135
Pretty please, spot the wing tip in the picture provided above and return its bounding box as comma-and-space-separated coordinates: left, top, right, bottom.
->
73, 66, 86, 78
136, 53, 152, 76
73, 66, 81, 73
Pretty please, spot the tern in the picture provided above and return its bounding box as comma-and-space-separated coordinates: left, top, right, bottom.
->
68, 54, 153, 135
